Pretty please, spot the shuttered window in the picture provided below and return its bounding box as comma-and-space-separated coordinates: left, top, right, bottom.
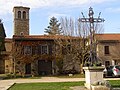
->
104, 46, 109, 55
41, 45, 48, 54
24, 46, 32, 55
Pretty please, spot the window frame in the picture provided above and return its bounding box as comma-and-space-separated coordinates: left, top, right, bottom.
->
24, 46, 32, 55
105, 61, 110, 67
104, 46, 110, 55
41, 45, 48, 54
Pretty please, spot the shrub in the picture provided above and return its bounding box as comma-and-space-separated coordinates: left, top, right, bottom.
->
60, 69, 78, 75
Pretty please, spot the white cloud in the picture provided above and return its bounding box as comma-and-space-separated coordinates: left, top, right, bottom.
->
48, 13, 69, 19
0, 0, 117, 16
105, 7, 120, 13
89, 0, 116, 4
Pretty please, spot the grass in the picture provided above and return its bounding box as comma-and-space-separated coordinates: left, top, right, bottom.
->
8, 81, 84, 90
109, 80, 120, 88
8, 80, 120, 90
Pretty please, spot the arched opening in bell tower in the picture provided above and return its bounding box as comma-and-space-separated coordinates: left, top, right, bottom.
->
18, 11, 21, 19
23, 11, 26, 19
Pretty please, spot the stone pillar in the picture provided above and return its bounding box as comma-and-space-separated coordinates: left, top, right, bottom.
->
83, 67, 104, 90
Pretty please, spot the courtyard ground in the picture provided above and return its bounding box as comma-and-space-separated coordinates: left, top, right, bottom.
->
0, 77, 120, 90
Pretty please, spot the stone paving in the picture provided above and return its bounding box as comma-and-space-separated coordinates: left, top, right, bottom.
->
0, 80, 15, 90
0, 77, 120, 90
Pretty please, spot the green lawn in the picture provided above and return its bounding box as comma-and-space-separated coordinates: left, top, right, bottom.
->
8, 81, 84, 90
8, 80, 120, 90
109, 80, 120, 88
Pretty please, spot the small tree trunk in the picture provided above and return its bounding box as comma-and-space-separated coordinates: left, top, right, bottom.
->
80, 64, 84, 74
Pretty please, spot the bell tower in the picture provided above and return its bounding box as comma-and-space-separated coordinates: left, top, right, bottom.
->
13, 6, 30, 35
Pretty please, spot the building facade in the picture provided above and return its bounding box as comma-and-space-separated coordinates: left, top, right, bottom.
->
12, 35, 55, 75
12, 35, 81, 75
96, 34, 120, 67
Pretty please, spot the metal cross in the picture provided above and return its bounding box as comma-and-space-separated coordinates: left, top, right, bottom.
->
78, 7, 105, 66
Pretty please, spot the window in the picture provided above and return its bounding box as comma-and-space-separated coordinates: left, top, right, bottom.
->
18, 11, 21, 19
67, 44, 71, 51
104, 46, 109, 55
23, 11, 26, 19
105, 61, 110, 67
32, 46, 38, 54
20, 32, 24, 35
41, 45, 48, 54
24, 46, 32, 55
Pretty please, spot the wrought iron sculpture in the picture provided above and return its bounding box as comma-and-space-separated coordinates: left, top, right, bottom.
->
79, 7, 105, 66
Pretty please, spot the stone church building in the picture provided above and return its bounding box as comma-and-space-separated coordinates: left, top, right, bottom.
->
1, 6, 81, 75
1, 6, 120, 75
2, 6, 58, 75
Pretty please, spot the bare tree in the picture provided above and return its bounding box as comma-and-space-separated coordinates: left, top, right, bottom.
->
53, 17, 89, 74
53, 15, 104, 74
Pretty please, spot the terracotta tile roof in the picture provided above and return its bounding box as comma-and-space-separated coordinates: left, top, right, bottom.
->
95, 34, 120, 41
5, 38, 12, 42
12, 34, 120, 41
13, 35, 78, 40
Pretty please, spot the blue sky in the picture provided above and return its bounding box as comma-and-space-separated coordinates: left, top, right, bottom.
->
0, 0, 120, 38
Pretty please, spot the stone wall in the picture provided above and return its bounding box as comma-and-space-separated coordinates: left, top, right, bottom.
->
14, 19, 29, 35
4, 38, 13, 74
